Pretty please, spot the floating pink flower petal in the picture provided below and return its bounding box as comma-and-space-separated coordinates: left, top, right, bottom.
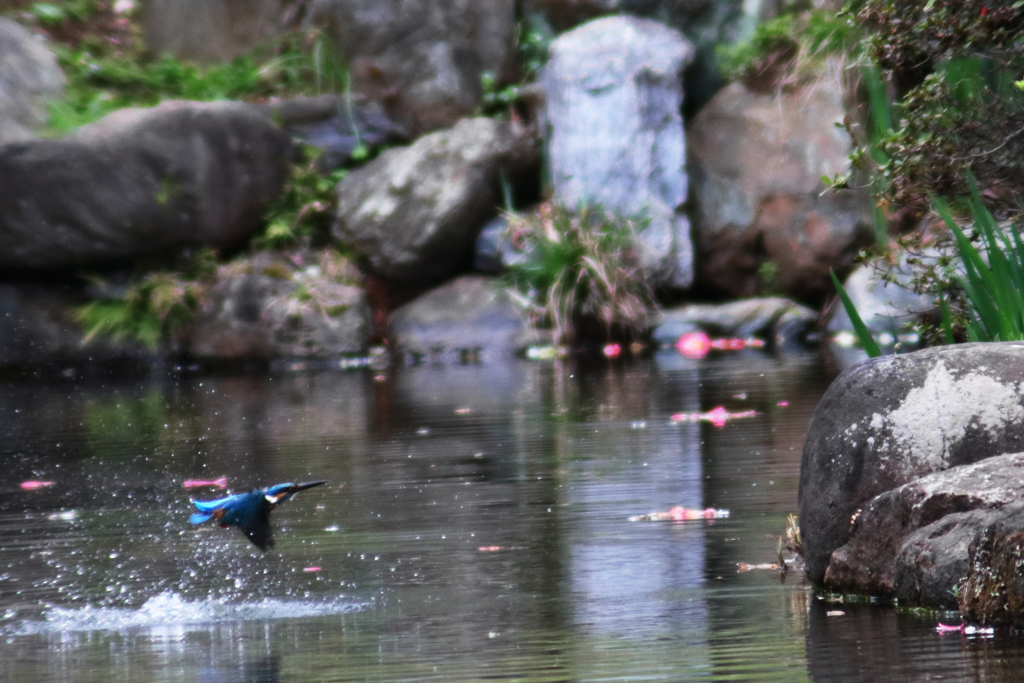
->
675, 332, 711, 359
303, 566, 322, 572
629, 507, 730, 522
777, 401, 790, 407
675, 333, 765, 359
602, 343, 622, 358
705, 406, 730, 427
936, 622, 964, 633
183, 477, 228, 490
667, 506, 727, 520
20, 481, 54, 491
671, 407, 758, 428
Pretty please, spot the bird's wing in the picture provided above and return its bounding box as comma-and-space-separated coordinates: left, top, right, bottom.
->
242, 504, 275, 552
190, 493, 244, 525
190, 511, 215, 524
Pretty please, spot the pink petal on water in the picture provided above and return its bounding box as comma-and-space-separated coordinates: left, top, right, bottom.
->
20, 481, 54, 490
936, 622, 964, 633
303, 566, 322, 572
705, 406, 730, 427
675, 332, 711, 359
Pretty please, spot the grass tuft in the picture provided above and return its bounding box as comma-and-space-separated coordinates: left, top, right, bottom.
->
504, 203, 655, 346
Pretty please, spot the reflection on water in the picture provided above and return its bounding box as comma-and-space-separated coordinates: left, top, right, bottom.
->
2, 350, 1024, 682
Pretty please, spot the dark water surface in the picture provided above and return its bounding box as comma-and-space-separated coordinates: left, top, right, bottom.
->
2, 350, 1023, 682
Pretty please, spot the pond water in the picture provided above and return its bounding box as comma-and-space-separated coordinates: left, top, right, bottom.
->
2, 349, 1024, 682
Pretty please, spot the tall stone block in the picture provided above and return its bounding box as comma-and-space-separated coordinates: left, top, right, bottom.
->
0, 18, 65, 143
542, 16, 695, 290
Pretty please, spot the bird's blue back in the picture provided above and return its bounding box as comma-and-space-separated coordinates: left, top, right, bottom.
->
190, 490, 264, 527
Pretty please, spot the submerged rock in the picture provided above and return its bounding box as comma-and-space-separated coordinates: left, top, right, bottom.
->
0, 17, 66, 143
332, 117, 539, 293
0, 100, 292, 272
389, 275, 546, 362
543, 16, 696, 291
689, 72, 873, 304
799, 343, 1024, 585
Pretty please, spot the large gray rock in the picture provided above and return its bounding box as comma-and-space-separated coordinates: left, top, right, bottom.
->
959, 500, 1024, 626
652, 297, 817, 349
0, 282, 151, 371
822, 453, 1024, 607
0, 18, 66, 143
189, 251, 370, 360
799, 343, 1024, 585
543, 16, 696, 291
139, 0, 284, 64
332, 117, 539, 291
0, 100, 292, 272
690, 75, 873, 304
390, 275, 546, 362
305, 0, 517, 135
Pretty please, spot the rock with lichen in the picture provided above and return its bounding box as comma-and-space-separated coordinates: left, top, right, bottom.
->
189, 250, 370, 360
799, 343, 1024, 586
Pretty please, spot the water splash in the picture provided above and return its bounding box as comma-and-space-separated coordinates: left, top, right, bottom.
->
9, 591, 368, 635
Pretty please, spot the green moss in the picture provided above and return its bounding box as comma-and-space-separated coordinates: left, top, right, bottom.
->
76, 250, 217, 350
717, 9, 860, 90
10, 1, 348, 135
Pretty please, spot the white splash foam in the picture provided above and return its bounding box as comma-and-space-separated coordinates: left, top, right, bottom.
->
11, 591, 368, 635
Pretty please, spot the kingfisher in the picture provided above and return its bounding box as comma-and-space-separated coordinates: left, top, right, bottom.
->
189, 480, 327, 551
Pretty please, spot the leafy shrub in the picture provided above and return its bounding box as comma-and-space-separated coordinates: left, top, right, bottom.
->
259, 149, 348, 250
717, 9, 860, 92
77, 250, 217, 350
504, 204, 655, 345
855, 0, 1024, 212
932, 182, 1024, 342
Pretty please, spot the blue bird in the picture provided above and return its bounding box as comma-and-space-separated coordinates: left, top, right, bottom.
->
189, 480, 327, 551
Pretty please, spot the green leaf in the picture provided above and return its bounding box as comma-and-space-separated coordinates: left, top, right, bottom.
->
830, 269, 882, 357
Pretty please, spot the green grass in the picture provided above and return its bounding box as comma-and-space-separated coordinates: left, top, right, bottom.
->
504, 204, 655, 345
258, 148, 348, 250
932, 179, 1024, 342
834, 172, 1024, 352
17, 0, 349, 135
77, 253, 215, 350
